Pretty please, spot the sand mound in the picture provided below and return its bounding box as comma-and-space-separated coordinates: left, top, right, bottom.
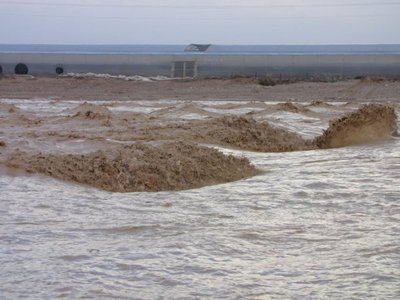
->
67, 102, 112, 119
6, 142, 259, 192
276, 102, 310, 113
204, 116, 310, 152
313, 104, 397, 148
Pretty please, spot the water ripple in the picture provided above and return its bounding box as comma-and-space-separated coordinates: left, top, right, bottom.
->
1, 135, 399, 299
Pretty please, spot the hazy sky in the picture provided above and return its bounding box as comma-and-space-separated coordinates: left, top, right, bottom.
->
1, 0, 399, 44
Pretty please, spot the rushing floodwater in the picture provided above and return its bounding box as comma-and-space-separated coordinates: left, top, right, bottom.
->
1, 100, 400, 299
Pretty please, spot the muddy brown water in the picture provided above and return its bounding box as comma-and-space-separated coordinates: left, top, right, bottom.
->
0, 98, 399, 299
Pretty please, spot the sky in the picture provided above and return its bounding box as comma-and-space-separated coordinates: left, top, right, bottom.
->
0, 0, 399, 45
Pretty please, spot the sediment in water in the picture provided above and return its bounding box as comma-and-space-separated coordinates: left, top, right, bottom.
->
313, 103, 397, 148
192, 104, 397, 152
201, 116, 311, 152
67, 102, 112, 120
0, 103, 42, 125
275, 102, 310, 113
0, 103, 20, 113
2, 101, 398, 193
6, 142, 259, 192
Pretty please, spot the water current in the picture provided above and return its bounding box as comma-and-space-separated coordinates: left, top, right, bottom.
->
1, 99, 399, 299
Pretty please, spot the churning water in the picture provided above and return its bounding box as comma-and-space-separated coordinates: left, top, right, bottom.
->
1, 100, 399, 299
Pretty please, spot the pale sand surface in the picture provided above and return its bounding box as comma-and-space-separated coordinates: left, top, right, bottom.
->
0, 76, 398, 192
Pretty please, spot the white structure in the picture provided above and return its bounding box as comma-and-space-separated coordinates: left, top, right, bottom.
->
1, 44, 399, 78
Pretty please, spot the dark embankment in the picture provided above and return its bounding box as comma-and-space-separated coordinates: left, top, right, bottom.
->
6, 142, 259, 192
313, 103, 397, 148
